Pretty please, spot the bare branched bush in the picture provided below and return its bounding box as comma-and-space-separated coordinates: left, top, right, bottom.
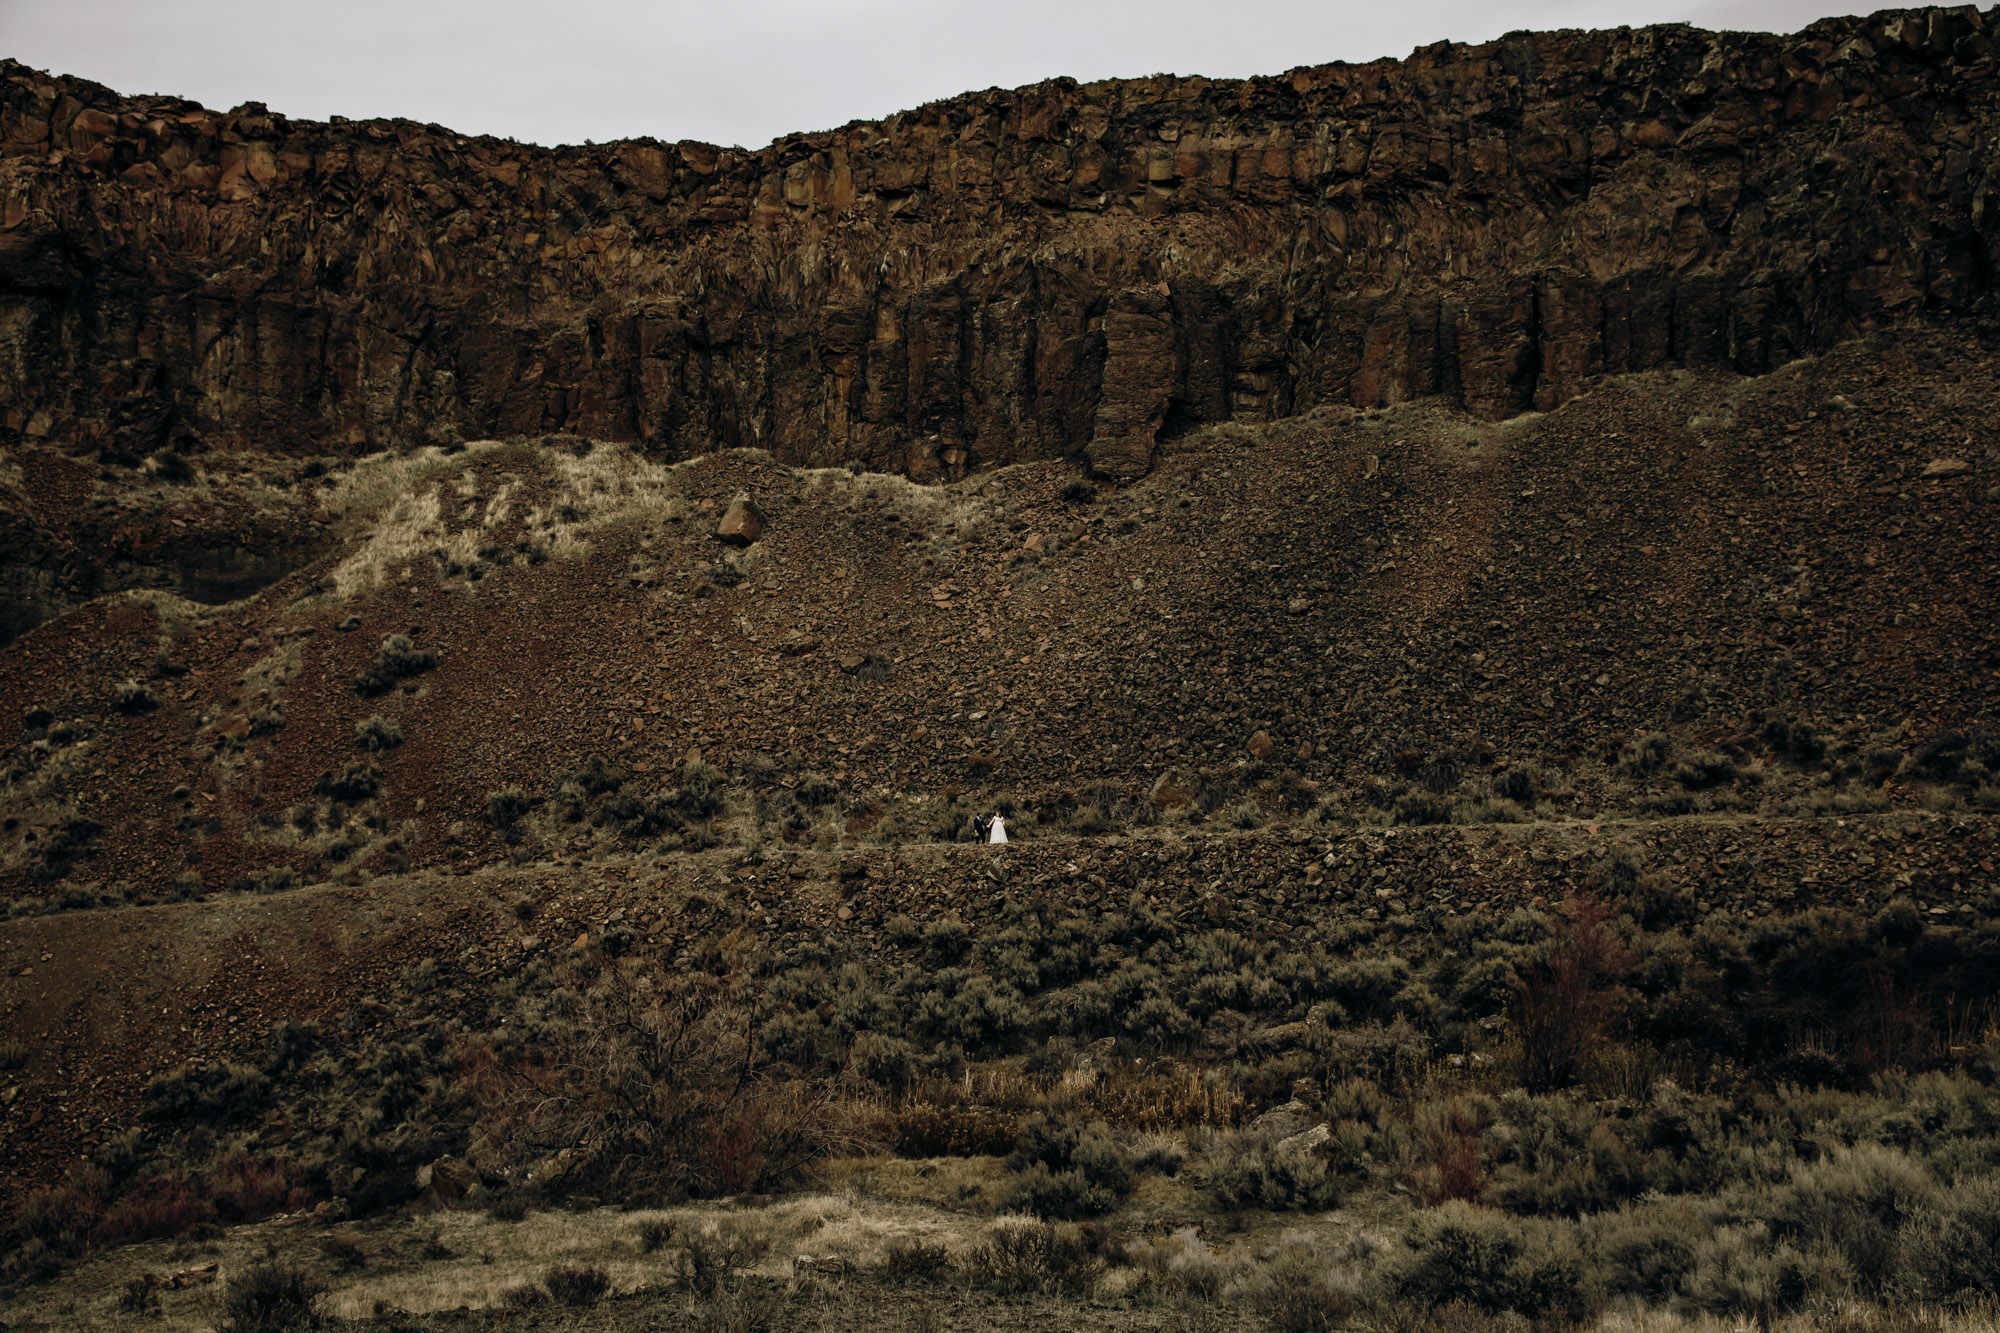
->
673, 1219, 772, 1296
460, 961, 868, 1200
1411, 1098, 1490, 1205
1510, 895, 1634, 1093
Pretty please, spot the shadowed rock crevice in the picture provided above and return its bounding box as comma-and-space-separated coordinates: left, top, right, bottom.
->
0, 464, 327, 645
0, 539, 319, 647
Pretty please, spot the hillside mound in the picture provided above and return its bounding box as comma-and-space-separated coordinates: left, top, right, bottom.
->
1, 328, 1993, 907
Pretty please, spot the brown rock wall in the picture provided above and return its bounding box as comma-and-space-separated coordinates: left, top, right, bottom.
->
2, 8, 1999, 478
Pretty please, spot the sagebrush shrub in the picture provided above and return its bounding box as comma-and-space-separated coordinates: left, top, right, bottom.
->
1764, 1144, 1937, 1295
257, 866, 300, 895
850, 1031, 917, 1092
34, 816, 101, 880
113, 679, 158, 714
1252, 1235, 1360, 1333
1131, 1226, 1253, 1299
1494, 762, 1540, 803
794, 773, 839, 807
1070, 804, 1117, 835
568, 753, 626, 795
1451, 796, 1528, 825
354, 634, 436, 696
1393, 791, 1453, 825
881, 1237, 954, 1281
1005, 1164, 1116, 1219
144, 1062, 270, 1127
1452, 957, 1519, 1015
315, 762, 380, 802
1008, 1112, 1136, 1216
1208, 1135, 1338, 1212
543, 1263, 611, 1305
217, 1264, 326, 1332
485, 786, 530, 829
1618, 731, 1674, 776
1901, 1173, 2000, 1301
963, 1219, 1099, 1294
1595, 1203, 1700, 1300
1392, 1201, 1593, 1319
675, 760, 726, 818
1671, 750, 1740, 790
353, 715, 403, 751
923, 916, 972, 962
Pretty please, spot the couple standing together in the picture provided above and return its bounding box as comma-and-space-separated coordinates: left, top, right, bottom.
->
972, 812, 1009, 844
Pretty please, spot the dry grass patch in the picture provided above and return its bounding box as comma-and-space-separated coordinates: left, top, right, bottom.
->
817, 1154, 1013, 1215
323, 439, 717, 597
316, 442, 506, 527
329, 487, 476, 599
802, 463, 1007, 550
322, 1206, 645, 1317
1596, 1309, 2000, 1333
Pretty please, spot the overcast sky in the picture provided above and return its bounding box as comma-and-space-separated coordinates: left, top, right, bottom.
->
5, 0, 1850, 149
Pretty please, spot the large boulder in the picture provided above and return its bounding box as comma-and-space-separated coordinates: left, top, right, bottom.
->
715, 493, 766, 546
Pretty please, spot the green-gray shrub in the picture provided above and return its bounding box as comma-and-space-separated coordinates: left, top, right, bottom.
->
355, 634, 436, 696
1764, 1144, 1938, 1296
485, 786, 531, 829
1594, 1203, 1701, 1300
217, 1264, 325, 1333
1390, 1200, 1594, 1319
353, 715, 403, 752
963, 1220, 1099, 1295
1209, 1135, 1338, 1212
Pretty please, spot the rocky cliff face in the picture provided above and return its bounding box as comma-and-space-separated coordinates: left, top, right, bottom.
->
2, 8, 1998, 483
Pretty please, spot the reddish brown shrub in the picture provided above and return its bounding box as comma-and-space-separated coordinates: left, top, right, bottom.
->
205, 1151, 310, 1222
1510, 895, 1635, 1093
91, 1174, 212, 1247
15, 1169, 108, 1255
895, 1100, 1024, 1157
1411, 1099, 1490, 1205
465, 960, 870, 1199
1853, 967, 1935, 1075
